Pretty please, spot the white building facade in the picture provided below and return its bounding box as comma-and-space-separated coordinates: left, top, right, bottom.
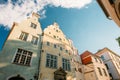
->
96, 48, 120, 80
39, 22, 84, 80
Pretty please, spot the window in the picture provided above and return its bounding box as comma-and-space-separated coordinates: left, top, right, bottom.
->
62, 58, 71, 71
66, 50, 68, 53
31, 36, 38, 45
56, 30, 58, 32
103, 68, 107, 76
47, 42, 50, 46
13, 48, 32, 66
46, 54, 57, 68
99, 59, 102, 63
53, 35, 56, 38
19, 32, 28, 41
30, 22, 37, 29
94, 58, 98, 62
105, 64, 109, 69
109, 73, 113, 79
54, 44, 57, 48
109, 0, 116, 4
59, 38, 62, 41
78, 68, 82, 73
101, 55, 105, 61
97, 67, 102, 76
116, 63, 120, 69
60, 47, 62, 51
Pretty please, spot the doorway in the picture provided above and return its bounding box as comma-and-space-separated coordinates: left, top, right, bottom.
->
8, 75, 25, 80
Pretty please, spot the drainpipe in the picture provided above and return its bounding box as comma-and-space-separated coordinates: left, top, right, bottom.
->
37, 32, 44, 80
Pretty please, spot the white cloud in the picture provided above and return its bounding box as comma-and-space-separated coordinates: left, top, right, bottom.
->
0, 0, 92, 28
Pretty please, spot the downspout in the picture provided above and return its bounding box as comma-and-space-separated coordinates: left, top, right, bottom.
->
37, 32, 44, 80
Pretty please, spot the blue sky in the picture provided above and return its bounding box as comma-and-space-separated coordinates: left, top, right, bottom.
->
0, 0, 120, 54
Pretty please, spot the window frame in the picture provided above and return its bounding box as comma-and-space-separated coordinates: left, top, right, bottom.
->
46, 53, 57, 69
13, 48, 33, 66
19, 32, 28, 41
62, 58, 71, 71
30, 22, 37, 29
97, 67, 103, 76
103, 68, 107, 76
31, 36, 38, 45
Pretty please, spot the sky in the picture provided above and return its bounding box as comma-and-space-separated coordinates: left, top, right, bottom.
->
0, 0, 120, 55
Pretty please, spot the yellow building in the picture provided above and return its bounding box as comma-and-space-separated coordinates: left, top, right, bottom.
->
39, 22, 83, 80
0, 13, 42, 80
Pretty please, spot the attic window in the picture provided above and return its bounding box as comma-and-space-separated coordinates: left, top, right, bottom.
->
56, 30, 58, 32
30, 22, 37, 29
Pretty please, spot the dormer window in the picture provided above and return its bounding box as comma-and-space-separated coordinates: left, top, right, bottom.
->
30, 22, 37, 29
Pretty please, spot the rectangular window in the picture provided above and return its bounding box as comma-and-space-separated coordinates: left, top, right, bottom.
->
54, 44, 57, 48
78, 68, 82, 73
101, 55, 105, 61
47, 42, 50, 46
19, 32, 28, 41
103, 68, 107, 76
109, 73, 113, 79
13, 48, 32, 66
66, 50, 68, 53
99, 59, 102, 63
53, 35, 56, 38
105, 64, 109, 69
60, 47, 62, 51
62, 58, 71, 71
97, 67, 102, 76
30, 22, 37, 29
31, 36, 38, 45
46, 54, 57, 68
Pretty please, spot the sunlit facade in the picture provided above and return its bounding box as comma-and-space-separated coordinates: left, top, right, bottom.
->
96, 48, 120, 80
0, 13, 42, 80
39, 22, 84, 80
80, 51, 110, 80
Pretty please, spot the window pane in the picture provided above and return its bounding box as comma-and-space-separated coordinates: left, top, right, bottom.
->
62, 58, 71, 71
103, 68, 107, 76
13, 49, 32, 66
97, 67, 102, 76
25, 57, 31, 66
20, 55, 26, 64
13, 54, 21, 63
19, 32, 28, 41
46, 54, 57, 69
31, 36, 38, 45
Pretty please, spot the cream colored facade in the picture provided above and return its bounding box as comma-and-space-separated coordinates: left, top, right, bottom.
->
84, 64, 96, 80
72, 47, 84, 80
96, 48, 120, 80
0, 13, 42, 80
81, 51, 110, 80
0, 13, 84, 80
39, 22, 84, 80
